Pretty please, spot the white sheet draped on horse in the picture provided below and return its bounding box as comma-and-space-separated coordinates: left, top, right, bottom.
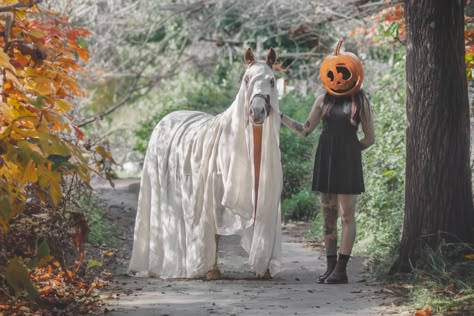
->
128, 51, 283, 279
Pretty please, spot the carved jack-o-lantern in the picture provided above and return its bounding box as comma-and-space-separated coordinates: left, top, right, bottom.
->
320, 40, 364, 97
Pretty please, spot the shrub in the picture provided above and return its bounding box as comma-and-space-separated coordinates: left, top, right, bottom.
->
354, 50, 406, 261
279, 91, 320, 221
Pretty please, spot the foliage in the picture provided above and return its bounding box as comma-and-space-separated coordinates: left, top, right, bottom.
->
0, 1, 111, 312
86, 197, 117, 248
0, 2, 91, 230
0, 181, 108, 314
354, 2, 474, 80
279, 91, 320, 221
354, 49, 406, 261
281, 188, 317, 221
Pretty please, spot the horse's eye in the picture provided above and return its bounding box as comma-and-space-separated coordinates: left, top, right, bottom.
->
245, 76, 250, 86
270, 78, 274, 88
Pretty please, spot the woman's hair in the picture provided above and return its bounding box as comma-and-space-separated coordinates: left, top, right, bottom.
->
322, 90, 369, 126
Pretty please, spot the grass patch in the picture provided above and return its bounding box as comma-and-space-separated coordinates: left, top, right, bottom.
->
408, 242, 474, 314
380, 241, 474, 315
410, 285, 474, 315
79, 196, 118, 248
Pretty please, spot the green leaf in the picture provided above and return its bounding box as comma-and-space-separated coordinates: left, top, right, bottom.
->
33, 96, 45, 109
26, 239, 52, 269
5, 257, 39, 298
383, 170, 396, 177
86, 259, 103, 271
47, 154, 72, 171
38, 133, 71, 157
76, 37, 89, 49
0, 195, 10, 232
17, 140, 44, 165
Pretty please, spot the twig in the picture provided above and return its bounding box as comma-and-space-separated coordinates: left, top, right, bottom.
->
0, 287, 12, 300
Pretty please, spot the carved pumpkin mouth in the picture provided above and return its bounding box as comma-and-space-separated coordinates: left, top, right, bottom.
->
329, 81, 357, 94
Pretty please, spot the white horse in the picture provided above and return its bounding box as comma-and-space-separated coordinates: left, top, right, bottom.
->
128, 48, 283, 280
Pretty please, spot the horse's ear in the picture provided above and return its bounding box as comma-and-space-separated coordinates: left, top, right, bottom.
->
244, 48, 255, 66
265, 48, 276, 68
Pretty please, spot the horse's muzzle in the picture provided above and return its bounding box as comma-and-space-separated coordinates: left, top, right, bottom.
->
250, 94, 271, 125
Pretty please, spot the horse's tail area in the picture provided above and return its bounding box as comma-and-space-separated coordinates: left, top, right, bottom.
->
128, 124, 162, 276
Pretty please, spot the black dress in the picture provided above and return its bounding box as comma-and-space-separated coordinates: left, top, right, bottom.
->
312, 96, 365, 194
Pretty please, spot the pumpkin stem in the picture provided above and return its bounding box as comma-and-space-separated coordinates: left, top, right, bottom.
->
334, 39, 344, 55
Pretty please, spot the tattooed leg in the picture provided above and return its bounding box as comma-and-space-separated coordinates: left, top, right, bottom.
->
321, 193, 338, 256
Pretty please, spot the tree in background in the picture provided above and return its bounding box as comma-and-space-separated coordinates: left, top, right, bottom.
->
393, 0, 474, 272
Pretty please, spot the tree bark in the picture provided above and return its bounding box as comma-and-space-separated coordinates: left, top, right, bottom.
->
393, 0, 474, 272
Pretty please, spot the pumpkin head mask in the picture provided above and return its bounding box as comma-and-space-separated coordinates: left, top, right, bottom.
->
320, 40, 364, 97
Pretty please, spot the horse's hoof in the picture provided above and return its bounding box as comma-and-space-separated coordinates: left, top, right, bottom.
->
258, 270, 272, 280
206, 267, 222, 281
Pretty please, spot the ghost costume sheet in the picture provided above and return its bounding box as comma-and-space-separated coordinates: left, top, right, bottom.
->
128, 65, 283, 278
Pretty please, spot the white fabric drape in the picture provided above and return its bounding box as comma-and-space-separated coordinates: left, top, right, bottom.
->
128, 62, 283, 278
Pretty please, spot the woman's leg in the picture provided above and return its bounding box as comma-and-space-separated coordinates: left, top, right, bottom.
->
318, 193, 338, 283
325, 194, 357, 284
321, 193, 338, 256
338, 194, 357, 255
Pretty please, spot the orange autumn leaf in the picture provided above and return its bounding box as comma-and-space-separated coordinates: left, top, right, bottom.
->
25, 76, 55, 96
76, 47, 90, 62
0, 50, 17, 74
103, 251, 114, 257
415, 305, 432, 316
95, 146, 116, 164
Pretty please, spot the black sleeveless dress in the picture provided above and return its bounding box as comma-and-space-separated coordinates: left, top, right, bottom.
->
312, 96, 365, 194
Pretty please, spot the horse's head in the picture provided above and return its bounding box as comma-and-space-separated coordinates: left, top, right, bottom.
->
243, 48, 277, 126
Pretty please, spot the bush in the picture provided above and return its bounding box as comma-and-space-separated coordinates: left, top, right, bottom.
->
279, 91, 321, 221
354, 50, 406, 261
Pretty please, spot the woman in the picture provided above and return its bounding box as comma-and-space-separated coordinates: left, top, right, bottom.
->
279, 40, 374, 284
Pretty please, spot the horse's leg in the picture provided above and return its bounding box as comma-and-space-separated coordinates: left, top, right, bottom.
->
206, 234, 222, 280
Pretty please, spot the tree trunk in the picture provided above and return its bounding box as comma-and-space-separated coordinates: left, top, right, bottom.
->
393, 0, 474, 273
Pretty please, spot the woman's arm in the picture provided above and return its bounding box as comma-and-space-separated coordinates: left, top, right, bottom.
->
280, 94, 324, 137
359, 97, 375, 151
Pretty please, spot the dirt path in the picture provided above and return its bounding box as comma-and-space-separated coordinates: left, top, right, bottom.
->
94, 179, 406, 316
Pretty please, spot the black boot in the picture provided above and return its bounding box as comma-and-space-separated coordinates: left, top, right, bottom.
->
317, 255, 337, 284
325, 253, 350, 284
